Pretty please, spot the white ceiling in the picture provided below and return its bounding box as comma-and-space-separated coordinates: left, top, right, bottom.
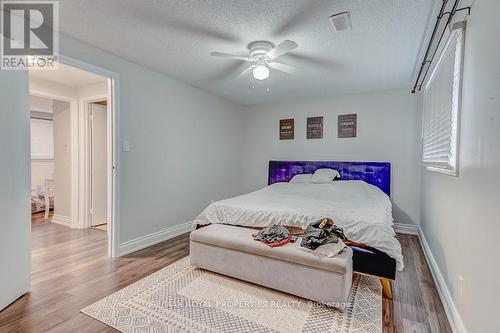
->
57, 0, 433, 105
29, 62, 107, 87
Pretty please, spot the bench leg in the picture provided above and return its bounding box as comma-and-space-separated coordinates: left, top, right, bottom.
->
381, 278, 393, 299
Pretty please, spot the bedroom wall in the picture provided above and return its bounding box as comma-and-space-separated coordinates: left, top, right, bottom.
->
53, 101, 72, 219
241, 88, 421, 225
419, 0, 500, 331
55, 34, 245, 245
31, 160, 54, 189
30, 99, 55, 189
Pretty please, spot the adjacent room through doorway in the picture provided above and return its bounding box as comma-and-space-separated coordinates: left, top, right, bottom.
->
28, 62, 114, 253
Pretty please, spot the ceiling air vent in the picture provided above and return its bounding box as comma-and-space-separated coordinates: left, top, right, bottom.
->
329, 12, 351, 32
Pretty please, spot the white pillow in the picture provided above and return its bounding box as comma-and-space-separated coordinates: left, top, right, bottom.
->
289, 174, 312, 183
311, 168, 340, 183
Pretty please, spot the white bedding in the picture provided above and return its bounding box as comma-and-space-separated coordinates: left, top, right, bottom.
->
193, 181, 404, 270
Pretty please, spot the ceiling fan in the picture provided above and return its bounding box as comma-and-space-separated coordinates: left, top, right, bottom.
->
210, 40, 298, 81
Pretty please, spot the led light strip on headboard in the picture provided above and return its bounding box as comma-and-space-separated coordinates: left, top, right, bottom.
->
268, 160, 391, 196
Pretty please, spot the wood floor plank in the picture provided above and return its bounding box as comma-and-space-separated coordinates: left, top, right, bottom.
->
0, 220, 452, 332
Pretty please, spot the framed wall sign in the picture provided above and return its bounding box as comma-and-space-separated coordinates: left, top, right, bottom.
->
338, 114, 357, 138
307, 116, 323, 139
279, 118, 294, 140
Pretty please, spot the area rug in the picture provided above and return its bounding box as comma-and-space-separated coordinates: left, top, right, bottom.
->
81, 257, 382, 333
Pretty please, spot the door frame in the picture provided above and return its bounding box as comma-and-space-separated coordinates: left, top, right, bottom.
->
30, 54, 121, 258
81, 97, 108, 230
60, 54, 120, 258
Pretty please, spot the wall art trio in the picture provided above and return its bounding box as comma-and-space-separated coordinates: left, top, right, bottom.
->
279, 114, 357, 140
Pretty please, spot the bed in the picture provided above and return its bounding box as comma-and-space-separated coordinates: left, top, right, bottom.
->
31, 185, 54, 214
193, 160, 402, 297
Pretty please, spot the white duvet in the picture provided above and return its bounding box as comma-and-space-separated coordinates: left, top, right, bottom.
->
193, 181, 404, 270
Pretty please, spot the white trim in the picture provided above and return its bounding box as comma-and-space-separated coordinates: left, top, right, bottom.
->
79, 95, 108, 230
117, 221, 466, 331
394, 224, 467, 332
30, 54, 120, 257
393, 222, 420, 235
31, 157, 54, 161
78, 96, 91, 229
51, 214, 71, 227
56, 54, 121, 258
69, 99, 80, 228
119, 222, 192, 256
108, 75, 119, 258
417, 228, 468, 333
93, 219, 107, 226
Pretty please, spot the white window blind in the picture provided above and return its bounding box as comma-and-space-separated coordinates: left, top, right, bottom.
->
422, 26, 464, 175
30, 118, 54, 159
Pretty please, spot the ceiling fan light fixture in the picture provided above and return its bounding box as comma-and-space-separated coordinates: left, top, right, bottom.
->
252, 65, 270, 80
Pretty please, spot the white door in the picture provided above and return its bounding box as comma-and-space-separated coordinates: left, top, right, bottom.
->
90, 103, 107, 226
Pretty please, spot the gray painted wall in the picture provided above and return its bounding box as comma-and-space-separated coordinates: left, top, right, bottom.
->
242, 88, 422, 225
56, 34, 245, 244
420, 0, 500, 331
0, 68, 31, 310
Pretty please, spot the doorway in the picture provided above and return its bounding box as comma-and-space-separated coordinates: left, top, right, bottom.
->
28, 57, 119, 257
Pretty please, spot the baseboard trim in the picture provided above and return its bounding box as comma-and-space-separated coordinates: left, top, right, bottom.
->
119, 221, 192, 256
92, 219, 107, 226
393, 222, 420, 235
418, 229, 467, 333
116, 220, 466, 331
51, 214, 71, 226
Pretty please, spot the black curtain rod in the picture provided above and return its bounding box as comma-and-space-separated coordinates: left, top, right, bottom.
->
411, 0, 470, 93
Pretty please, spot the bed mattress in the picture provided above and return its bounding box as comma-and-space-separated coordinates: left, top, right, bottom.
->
193, 181, 404, 271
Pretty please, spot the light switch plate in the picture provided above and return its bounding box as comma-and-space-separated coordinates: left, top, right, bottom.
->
458, 275, 464, 300
122, 140, 131, 152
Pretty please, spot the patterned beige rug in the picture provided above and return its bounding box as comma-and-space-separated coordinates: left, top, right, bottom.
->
81, 257, 382, 332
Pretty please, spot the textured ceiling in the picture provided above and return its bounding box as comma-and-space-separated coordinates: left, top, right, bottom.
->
57, 0, 433, 105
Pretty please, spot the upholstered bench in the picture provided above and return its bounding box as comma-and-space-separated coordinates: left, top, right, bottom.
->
190, 224, 353, 305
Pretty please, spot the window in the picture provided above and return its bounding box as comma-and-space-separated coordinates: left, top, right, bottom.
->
30, 118, 54, 159
422, 25, 464, 176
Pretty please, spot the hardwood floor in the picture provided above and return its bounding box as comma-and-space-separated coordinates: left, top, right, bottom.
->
30, 211, 53, 225
384, 235, 452, 333
0, 222, 451, 332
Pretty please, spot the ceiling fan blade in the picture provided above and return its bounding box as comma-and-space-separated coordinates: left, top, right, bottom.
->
265, 40, 298, 59
269, 62, 296, 74
237, 65, 254, 78
210, 52, 253, 62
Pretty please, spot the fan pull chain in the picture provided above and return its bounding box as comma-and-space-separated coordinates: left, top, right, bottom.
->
266, 76, 270, 92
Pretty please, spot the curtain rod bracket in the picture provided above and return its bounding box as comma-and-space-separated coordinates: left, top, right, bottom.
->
411, 0, 471, 94
455, 6, 471, 16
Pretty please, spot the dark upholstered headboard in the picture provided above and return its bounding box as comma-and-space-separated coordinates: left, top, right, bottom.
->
268, 160, 391, 196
